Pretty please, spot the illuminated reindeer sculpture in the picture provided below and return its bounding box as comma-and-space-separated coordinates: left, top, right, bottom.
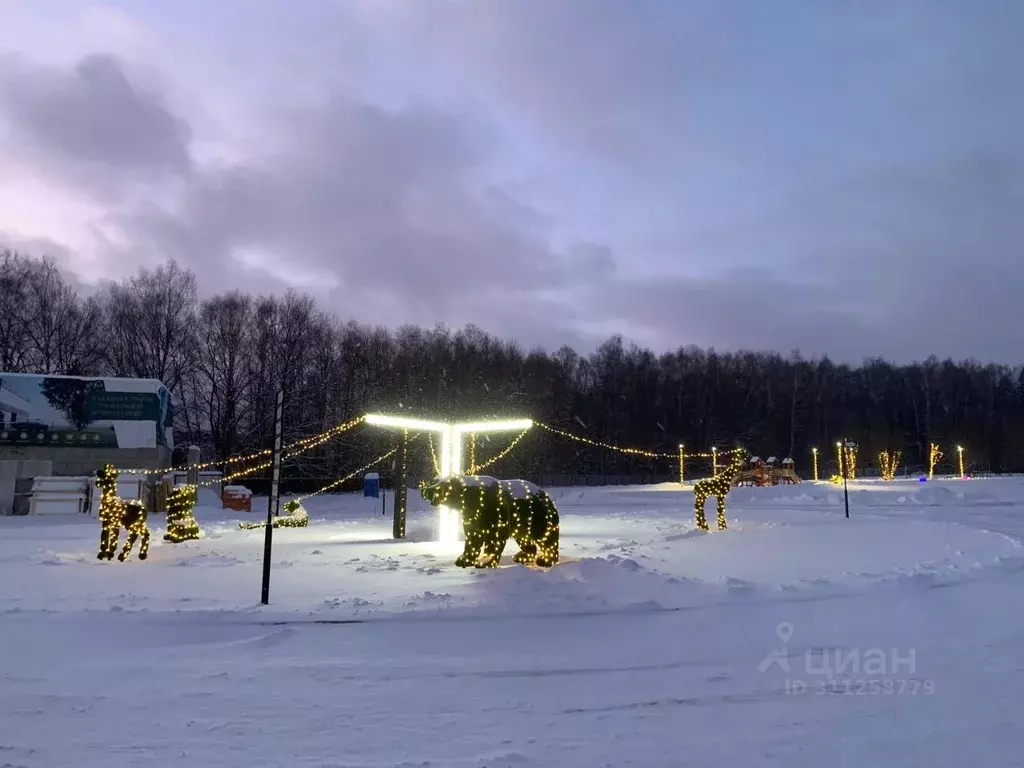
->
95, 464, 151, 561
692, 449, 747, 532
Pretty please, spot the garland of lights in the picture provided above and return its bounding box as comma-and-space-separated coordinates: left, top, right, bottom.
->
427, 433, 441, 475
237, 445, 405, 529
239, 499, 309, 529
164, 484, 201, 542
929, 444, 942, 479
692, 450, 746, 532
835, 441, 857, 480
420, 475, 560, 568
121, 415, 367, 476
96, 463, 151, 561
471, 429, 531, 474
535, 422, 742, 461
294, 445, 405, 503
845, 445, 858, 479
879, 450, 901, 481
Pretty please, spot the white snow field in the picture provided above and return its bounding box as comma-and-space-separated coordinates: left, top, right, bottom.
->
3, 477, 1024, 767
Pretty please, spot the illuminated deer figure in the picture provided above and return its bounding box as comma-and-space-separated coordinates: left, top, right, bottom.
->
693, 449, 746, 532
95, 464, 150, 561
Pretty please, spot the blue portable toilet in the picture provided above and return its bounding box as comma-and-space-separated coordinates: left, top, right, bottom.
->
363, 472, 380, 498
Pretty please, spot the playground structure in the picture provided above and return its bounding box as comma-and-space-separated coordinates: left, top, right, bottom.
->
775, 458, 801, 484
733, 455, 802, 486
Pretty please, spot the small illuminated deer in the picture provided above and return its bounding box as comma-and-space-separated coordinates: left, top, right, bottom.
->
95, 464, 150, 561
693, 449, 746, 531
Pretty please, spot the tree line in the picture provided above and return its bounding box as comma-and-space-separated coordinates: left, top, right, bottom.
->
3, 247, 1023, 488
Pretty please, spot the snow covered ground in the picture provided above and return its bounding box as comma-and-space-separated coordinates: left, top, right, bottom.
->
3, 477, 1024, 766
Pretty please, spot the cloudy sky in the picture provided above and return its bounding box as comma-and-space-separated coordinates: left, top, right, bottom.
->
1, 1, 1021, 362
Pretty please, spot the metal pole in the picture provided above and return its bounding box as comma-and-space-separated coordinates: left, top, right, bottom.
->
261, 387, 285, 605
186, 445, 200, 486
840, 442, 850, 519
393, 429, 409, 539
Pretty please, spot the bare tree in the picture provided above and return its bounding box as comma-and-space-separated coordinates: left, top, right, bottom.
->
104, 260, 198, 392
20, 256, 103, 374
191, 292, 255, 459
0, 249, 33, 371
5, 246, 1024, 477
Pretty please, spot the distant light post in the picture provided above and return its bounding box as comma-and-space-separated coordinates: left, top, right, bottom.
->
811, 447, 819, 481
957, 445, 965, 478
840, 440, 856, 519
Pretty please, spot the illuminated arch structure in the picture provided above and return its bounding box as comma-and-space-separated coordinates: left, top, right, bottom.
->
364, 414, 533, 543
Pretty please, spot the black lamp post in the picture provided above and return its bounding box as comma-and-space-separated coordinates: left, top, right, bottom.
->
839, 439, 856, 519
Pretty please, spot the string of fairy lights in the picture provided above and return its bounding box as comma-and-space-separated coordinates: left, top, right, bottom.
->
533, 421, 742, 462
120, 415, 368, 476
427, 433, 441, 476
116, 399, 976, 504
199, 418, 748, 493
469, 428, 531, 474
293, 443, 409, 503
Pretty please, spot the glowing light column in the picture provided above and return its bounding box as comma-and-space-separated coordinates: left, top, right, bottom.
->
364, 414, 451, 541
443, 419, 533, 542
365, 414, 533, 544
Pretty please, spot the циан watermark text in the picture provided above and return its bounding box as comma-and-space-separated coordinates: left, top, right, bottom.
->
758, 621, 935, 695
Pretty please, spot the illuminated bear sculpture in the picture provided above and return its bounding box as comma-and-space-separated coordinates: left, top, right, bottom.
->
420, 475, 560, 568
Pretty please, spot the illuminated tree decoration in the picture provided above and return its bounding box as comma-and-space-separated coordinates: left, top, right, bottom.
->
96, 464, 150, 561
239, 499, 309, 529
843, 445, 858, 479
879, 450, 902, 481
929, 444, 942, 479
164, 484, 201, 542
692, 450, 746, 532
420, 475, 560, 568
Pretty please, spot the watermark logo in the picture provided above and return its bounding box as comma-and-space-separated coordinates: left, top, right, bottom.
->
757, 621, 794, 673
758, 621, 935, 696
